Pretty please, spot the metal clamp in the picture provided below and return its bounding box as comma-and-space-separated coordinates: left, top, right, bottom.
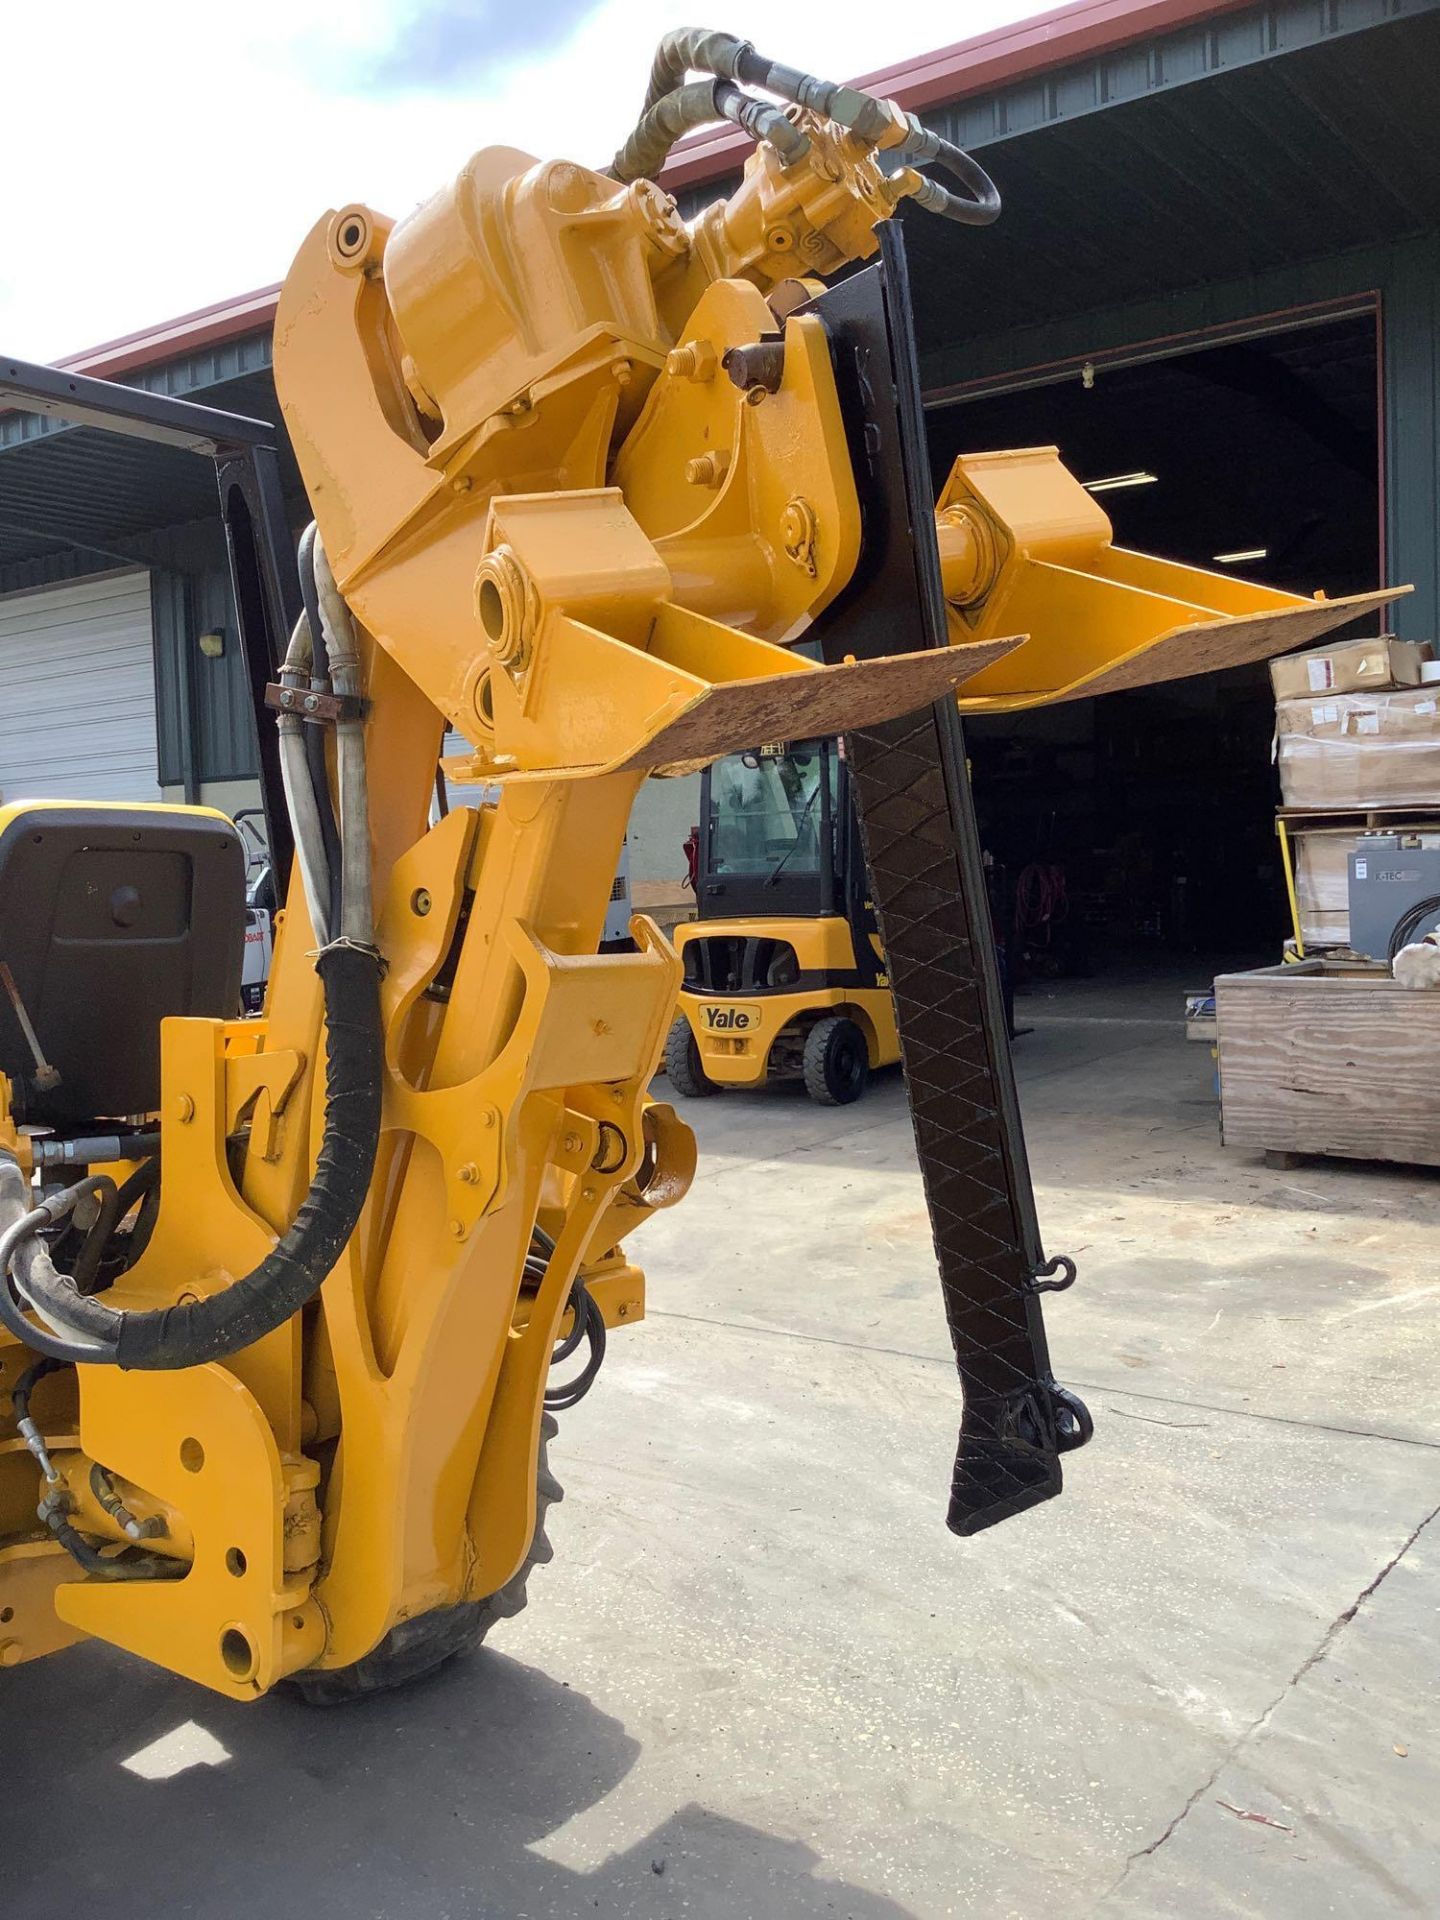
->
264, 682, 370, 724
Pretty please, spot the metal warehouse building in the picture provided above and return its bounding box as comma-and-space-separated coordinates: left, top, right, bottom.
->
2, 0, 1438, 945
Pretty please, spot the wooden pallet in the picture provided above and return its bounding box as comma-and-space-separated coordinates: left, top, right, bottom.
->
1215, 959, 1440, 1169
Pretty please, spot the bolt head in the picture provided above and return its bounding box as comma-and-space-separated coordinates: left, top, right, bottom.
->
174, 1094, 195, 1124
457, 1161, 479, 1185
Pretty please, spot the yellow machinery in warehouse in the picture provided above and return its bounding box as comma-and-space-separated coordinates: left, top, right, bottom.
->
0, 29, 1393, 1701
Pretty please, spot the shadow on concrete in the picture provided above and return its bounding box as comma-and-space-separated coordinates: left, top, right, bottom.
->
2, 1640, 919, 1920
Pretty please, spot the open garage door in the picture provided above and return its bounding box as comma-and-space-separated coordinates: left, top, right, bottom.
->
0, 570, 159, 805
926, 303, 1382, 971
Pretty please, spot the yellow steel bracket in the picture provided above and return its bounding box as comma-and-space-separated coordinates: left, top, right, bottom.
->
49, 1017, 324, 1697
225, 1043, 307, 1163
306, 817, 682, 1665
613, 278, 862, 639
446, 487, 1020, 785
54, 1366, 325, 1700
932, 448, 1408, 709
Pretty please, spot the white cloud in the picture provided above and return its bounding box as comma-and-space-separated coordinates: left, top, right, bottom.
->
1, 0, 1043, 359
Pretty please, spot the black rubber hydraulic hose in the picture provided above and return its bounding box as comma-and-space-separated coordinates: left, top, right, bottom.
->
11, 944, 383, 1371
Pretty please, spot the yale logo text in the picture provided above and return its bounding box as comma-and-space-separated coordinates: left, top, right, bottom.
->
702, 1005, 757, 1031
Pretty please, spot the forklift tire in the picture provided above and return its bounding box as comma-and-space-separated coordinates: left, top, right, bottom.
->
803, 1015, 869, 1106
664, 1016, 717, 1097
289, 1416, 563, 1704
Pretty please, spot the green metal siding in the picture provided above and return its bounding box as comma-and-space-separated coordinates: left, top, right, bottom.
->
920, 233, 1440, 639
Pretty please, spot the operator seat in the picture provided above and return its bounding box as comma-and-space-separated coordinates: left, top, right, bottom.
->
0, 802, 246, 1129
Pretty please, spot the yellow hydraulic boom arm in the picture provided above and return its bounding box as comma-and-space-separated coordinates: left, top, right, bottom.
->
0, 28, 1397, 1700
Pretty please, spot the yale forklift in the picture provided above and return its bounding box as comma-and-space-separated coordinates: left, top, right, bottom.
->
667, 737, 897, 1104
667, 732, 1018, 1104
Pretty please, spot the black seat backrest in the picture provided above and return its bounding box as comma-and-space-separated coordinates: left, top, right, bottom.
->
0, 803, 246, 1128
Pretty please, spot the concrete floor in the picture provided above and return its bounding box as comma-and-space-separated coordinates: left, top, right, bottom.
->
5, 969, 1437, 1918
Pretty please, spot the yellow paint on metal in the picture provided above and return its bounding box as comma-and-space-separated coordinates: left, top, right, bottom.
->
932, 448, 1407, 708
3, 86, 1412, 1697
1276, 818, 1306, 960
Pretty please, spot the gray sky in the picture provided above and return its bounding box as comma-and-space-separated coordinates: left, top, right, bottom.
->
0, 1, 1046, 360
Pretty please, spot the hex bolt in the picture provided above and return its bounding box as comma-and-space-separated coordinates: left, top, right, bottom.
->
411, 888, 432, 916
563, 1133, 583, 1156
685, 450, 731, 489
457, 1162, 480, 1185
666, 341, 716, 382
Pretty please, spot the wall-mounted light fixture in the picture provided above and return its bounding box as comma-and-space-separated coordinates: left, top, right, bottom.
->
198, 628, 226, 659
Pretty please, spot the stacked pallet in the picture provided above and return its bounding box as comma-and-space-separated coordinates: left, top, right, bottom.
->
1272, 635, 1439, 953
1215, 635, 1440, 1167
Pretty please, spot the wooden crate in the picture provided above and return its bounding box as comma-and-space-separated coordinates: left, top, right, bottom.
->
1215, 959, 1440, 1167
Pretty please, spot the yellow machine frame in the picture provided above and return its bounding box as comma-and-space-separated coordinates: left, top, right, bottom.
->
0, 38, 1399, 1698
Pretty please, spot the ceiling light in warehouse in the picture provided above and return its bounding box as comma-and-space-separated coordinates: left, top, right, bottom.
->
1213, 547, 1269, 564
1083, 471, 1158, 492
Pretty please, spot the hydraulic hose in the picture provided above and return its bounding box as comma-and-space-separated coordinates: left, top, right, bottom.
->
297, 524, 344, 934
610, 78, 806, 183
278, 609, 336, 945
640, 29, 892, 143
892, 119, 1002, 227
0, 524, 383, 1374
6, 943, 382, 1370
628, 30, 1001, 225
311, 535, 375, 949
0, 1166, 120, 1363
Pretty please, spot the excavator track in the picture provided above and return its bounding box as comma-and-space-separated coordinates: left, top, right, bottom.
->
811, 225, 1092, 1535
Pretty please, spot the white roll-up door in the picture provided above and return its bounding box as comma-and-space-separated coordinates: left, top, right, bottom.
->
0, 571, 159, 805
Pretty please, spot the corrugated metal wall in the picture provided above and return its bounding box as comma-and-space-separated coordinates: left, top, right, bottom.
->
0, 518, 263, 791
145, 520, 261, 787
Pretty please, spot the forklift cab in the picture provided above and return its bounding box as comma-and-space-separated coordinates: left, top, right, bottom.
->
667, 739, 899, 1105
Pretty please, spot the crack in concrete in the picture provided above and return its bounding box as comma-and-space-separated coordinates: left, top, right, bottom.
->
648, 1306, 1440, 1454
1103, 1500, 1440, 1899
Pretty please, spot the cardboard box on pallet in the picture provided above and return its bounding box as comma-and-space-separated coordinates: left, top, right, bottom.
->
1275, 687, 1440, 809
1291, 830, 1353, 948
1269, 634, 1431, 703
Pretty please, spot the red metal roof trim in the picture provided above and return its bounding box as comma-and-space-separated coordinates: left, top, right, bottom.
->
57, 0, 1256, 376
56, 284, 283, 383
